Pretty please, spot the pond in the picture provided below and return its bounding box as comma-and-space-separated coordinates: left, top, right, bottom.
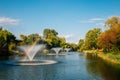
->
0, 52, 120, 80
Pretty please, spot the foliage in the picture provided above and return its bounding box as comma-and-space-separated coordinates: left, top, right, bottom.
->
43, 28, 68, 49
59, 37, 66, 48
69, 43, 78, 51
0, 27, 16, 55
19, 29, 70, 50
20, 34, 27, 45
0, 28, 16, 49
98, 16, 120, 52
8, 42, 16, 51
98, 30, 116, 51
43, 29, 58, 39
20, 33, 42, 45
85, 28, 101, 50
77, 39, 85, 51
27, 34, 41, 44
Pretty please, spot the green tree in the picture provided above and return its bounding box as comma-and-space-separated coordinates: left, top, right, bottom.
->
85, 28, 101, 50
20, 34, 41, 45
0, 28, 16, 55
43, 29, 58, 39
69, 43, 78, 51
27, 33, 41, 44
59, 37, 66, 48
20, 34, 27, 45
43, 28, 60, 48
78, 39, 85, 51
78, 39, 84, 48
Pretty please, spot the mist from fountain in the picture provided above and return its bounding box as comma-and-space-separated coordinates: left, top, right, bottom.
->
12, 44, 58, 65
65, 48, 71, 52
51, 48, 62, 54
18, 45, 45, 61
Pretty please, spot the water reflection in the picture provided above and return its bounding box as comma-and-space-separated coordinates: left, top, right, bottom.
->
85, 53, 120, 80
0, 52, 120, 80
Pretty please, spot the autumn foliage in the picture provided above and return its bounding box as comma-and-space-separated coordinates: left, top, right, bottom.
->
98, 16, 120, 52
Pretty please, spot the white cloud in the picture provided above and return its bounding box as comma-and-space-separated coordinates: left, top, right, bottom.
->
89, 18, 105, 21
80, 20, 93, 23
95, 23, 104, 26
0, 17, 19, 26
59, 34, 79, 43
80, 18, 105, 23
64, 34, 74, 39
59, 34, 74, 39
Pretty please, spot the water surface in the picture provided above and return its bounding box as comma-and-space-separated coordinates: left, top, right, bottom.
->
0, 52, 120, 80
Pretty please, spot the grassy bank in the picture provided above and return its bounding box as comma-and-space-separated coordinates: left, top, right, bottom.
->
98, 53, 120, 64
84, 50, 120, 64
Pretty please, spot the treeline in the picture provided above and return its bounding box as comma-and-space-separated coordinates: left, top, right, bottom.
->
19, 29, 78, 51
0, 16, 120, 56
0, 27, 78, 56
78, 16, 120, 54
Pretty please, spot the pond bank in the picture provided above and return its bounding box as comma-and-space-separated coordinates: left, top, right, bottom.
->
84, 50, 120, 65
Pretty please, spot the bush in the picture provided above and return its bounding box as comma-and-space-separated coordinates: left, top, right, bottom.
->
42, 49, 49, 54
8, 43, 16, 51
110, 46, 119, 54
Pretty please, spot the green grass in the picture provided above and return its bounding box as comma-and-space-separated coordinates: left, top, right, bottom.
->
84, 50, 120, 64
98, 52, 120, 64
109, 54, 120, 62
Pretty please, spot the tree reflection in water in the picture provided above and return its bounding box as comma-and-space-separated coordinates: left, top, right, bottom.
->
86, 53, 120, 80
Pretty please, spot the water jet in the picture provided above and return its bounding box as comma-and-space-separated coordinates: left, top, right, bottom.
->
9, 45, 58, 65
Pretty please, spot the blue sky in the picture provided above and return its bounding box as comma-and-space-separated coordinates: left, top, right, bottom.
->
0, 0, 120, 43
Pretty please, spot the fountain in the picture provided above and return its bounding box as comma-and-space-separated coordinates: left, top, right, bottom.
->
64, 48, 71, 52
18, 45, 45, 61
9, 44, 58, 65
51, 48, 62, 55
47, 47, 66, 56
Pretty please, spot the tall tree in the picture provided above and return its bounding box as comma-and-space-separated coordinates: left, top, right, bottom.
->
0, 28, 16, 55
43, 29, 59, 48
20, 34, 27, 45
20, 34, 41, 45
27, 34, 41, 44
99, 16, 120, 52
43, 29, 58, 39
78, 39, 85, 51
85, 28, 101, 49
69, 43, 78, 51
98, 30, 116, 51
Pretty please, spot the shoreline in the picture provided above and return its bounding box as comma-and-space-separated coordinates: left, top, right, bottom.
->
83, 50, 120, 65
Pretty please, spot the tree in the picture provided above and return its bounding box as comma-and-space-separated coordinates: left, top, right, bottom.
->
98, 16, 120, 52
69, 43, 78, 51
0, 28, 16, 55
105, 16, 120, 50
59, 37, 66, 48
98, 30, 116, 52
105, 16, 120, 29
43, 29, 60, 48
0, 29, 16, 48
85, 28, 101, 49
27, 34, 41, 44
45, 35, 61, 48
20, 34, 27, 45
78, 39, 85, 51
43, 29, 58, 39
78, 39, 84, 48
20, 33, 41, 45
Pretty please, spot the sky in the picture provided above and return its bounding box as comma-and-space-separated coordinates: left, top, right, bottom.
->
0, 0, 120, 43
